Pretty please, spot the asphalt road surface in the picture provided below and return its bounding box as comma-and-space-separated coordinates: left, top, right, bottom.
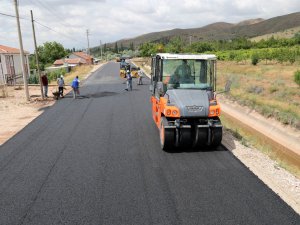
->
0, 62, 299, 225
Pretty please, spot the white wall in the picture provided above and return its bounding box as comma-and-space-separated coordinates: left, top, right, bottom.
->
0, 53, 30, 83
0, 55, 6, 84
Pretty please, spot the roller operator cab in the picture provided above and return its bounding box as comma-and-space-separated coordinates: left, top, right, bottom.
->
150, 53, 222, 150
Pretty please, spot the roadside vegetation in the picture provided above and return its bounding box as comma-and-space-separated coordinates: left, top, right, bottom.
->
218, 61, 300, 128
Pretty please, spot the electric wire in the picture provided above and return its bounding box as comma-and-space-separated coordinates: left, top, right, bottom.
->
0, 11, 29, 20
34, 20, 85, 46
27, 0, 77, 29
0, 12, 85, 46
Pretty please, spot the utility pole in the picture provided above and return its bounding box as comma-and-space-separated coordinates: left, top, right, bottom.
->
189, 35, 192, 45
30, 10, 44, 99
14, 0, 29, 101
86, 29, 90, 55
100, 40, 102, 60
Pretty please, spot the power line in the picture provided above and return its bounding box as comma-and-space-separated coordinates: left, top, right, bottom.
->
34, 20, 85, 46
26, 0, 75, 29
0, 11, 85, 46
0, 11, 84, 45
0, 11, 29, 20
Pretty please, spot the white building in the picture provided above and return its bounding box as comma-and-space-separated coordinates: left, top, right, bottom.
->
0, 44, 30, 85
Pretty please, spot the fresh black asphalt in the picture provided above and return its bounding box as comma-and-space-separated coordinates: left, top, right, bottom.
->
0, 62, 299, 225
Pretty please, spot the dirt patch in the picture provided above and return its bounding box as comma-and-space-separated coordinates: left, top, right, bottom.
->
0, 85, 56, 145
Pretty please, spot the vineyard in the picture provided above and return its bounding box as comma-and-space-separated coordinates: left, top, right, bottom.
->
212, 46, 300, 65
139, 35, 300, 65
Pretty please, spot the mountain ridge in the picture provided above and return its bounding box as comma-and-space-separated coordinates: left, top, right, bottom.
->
102, 12, 300, 49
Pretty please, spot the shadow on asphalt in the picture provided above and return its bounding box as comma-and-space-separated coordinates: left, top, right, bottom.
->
88, 91, 118, 98
164, 145, 228, 154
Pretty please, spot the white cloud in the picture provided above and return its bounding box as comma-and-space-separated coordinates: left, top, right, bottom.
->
0, 0, 299, 52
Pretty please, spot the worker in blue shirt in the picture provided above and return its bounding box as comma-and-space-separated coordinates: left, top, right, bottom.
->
71, 76, 80, 99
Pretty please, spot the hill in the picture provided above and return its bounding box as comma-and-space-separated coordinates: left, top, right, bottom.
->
102, 12, 300, 49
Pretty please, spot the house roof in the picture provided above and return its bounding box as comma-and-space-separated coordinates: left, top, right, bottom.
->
53, 59, 64, 65
53, 58, 86, 65
72, 52, 93, 60
66, 58, 85, 64
0, 44, 29, 54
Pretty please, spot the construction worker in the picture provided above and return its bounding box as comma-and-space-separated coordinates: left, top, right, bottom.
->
57, 75, 65, 98
71, 76, 80, 99
138, 68, 143, 85
41, 72, 49, 98
125, 70, 132, 91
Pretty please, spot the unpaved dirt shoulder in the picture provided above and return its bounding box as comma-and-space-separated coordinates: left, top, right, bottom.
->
0, 86, 56, 145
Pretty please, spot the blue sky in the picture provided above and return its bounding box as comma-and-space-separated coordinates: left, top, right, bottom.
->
0, 0, 299, 53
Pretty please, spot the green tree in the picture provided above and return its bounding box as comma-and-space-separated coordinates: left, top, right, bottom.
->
114, 42, 118, 53
139, 42, 156, 56
251, 52, 260, 65
165, 37, 184, 53
190, 42, 214, 53
130, 42, 134, 51
37, 41, 67, 66
294, 70, 300, 87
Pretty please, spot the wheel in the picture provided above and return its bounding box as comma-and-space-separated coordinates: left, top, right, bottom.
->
160, 117, 175, 151
193, 127, 208, 148
178, 128, 192, 149
211, 127, 222, 147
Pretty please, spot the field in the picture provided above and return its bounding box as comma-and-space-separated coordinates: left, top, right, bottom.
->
217, 61, 300, 128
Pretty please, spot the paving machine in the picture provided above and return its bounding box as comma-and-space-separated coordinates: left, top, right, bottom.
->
119, 59, 139, 79
150, 53, 222, 150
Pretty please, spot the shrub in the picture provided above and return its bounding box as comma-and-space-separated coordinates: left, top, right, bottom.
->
247, 85, 264, 94
251, 53, 259, 65
47, 68, 66, 82
294, 70, 300, 87
269, 86, 279, 93
28, 74, 39, 84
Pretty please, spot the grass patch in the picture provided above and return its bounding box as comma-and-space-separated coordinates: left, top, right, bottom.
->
218, 61, 300, 128
50, 65, 94, 85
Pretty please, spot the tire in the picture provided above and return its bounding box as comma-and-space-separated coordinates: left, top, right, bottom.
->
179, 128, 192, 149
211, 127, 222, 147
160, 117, 175, 151
193, 128, 208, 148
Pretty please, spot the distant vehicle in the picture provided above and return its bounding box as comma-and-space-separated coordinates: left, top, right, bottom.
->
120, 58, 130, 78
150, 53, 222, 150
119, 57, 139, 79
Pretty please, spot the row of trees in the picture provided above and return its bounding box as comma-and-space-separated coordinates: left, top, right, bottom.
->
138, 34, 300, 65
90, 41, 136, 56
215, 47, 300, 65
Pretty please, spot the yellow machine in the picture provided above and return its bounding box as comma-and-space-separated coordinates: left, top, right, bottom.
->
119, 59, 139, 79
